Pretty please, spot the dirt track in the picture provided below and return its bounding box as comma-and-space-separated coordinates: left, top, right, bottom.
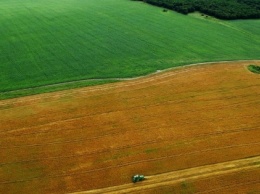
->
71, 156, 260, 193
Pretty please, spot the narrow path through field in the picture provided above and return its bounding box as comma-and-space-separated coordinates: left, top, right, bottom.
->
71, 156, 260, 194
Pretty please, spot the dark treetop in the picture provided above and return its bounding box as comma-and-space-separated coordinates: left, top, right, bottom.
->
134, 0, 260, 19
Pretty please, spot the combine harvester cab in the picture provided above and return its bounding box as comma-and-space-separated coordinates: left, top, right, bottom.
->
132, 174, 145, 183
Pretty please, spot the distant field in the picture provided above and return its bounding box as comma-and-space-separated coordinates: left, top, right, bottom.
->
0, 61, 259, 193
0, 0, 260, 95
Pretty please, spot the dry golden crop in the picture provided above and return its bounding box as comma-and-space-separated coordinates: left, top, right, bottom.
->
0, 61, 259, 193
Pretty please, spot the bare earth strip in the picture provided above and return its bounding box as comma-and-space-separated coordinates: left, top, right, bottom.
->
72, 156, 260, 194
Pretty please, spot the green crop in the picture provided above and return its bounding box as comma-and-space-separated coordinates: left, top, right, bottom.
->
248, 65, 260, 74
0, 0, 260, 98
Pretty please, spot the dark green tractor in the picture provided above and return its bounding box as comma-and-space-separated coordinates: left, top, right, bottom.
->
132, 174, 145, 183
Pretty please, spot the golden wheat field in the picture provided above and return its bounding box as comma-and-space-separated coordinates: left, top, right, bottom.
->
0, 61, 259, 193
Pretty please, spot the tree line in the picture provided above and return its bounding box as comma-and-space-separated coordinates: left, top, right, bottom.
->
133, 0, 260, 19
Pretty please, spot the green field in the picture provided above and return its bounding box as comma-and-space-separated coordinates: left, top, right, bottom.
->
1, 0, 260, 96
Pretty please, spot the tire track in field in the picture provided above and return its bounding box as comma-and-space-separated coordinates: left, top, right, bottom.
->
0, 124, 258, 160
0, 142, 259, 184
126, 179, 260, 194
0, 126, 258, 167
0, 113, 257, 138
0, 126, 258, 170
1, 84, 259, 135
131, 180, 260, 194
70, 156, 260, 194
1, 106, 258, 144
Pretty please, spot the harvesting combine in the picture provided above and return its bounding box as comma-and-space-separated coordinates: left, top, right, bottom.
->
132, 174, 145, 183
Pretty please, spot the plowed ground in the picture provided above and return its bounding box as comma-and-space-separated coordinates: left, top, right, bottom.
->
0, 61, 260, 193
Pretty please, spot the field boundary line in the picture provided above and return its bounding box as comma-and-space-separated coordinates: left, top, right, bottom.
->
1, 60, 259, 96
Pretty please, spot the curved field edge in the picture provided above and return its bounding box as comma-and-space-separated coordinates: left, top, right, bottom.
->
0, 79, 119, 100
0, 60, 259, 100
71, 156, 260, 194
1, 0, 260, 93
